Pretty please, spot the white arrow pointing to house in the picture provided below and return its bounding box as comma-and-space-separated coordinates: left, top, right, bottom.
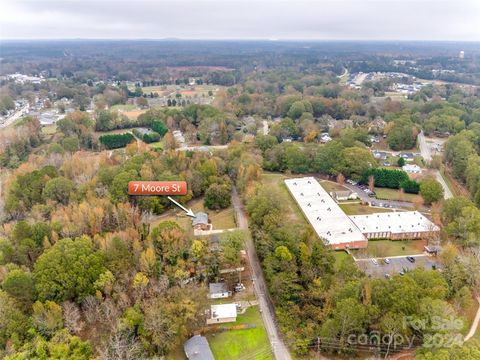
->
167, 196, 195, 217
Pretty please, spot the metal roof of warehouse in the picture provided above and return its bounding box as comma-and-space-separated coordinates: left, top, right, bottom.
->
349, 211, 440, 234
284, 177, 366, 246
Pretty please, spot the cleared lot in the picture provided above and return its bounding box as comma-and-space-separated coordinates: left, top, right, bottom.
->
355, 255, 441, 278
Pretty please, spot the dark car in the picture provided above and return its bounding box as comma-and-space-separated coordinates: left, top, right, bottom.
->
406, 256, 416, 263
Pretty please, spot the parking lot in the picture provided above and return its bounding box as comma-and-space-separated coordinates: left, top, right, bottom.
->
355, 255, 441, 278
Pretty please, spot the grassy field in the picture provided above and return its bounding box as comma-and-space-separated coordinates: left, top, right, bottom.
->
109, 104, 137, 111
339, 203, 394, 215
41, 124, 57, 135
333, 251, 355, 270
149, 141, 163, 150
374, 187, 422, 203
150, 197, 236, 232
319, 180, 348, 193
353, 239, 426, 258
261, 173, 307, 224
138, 84, 221, 98
208, 307, 272, 360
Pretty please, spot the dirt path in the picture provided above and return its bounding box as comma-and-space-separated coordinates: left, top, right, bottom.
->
464, 297, 480, 342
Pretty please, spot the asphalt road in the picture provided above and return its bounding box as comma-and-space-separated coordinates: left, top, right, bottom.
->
418, 131, 453, 199
343, 183, 415, 209
0, 104, 29, 129
232, 187, 292, 360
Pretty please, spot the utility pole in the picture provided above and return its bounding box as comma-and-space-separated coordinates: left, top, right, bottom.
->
316, 336, 320, 360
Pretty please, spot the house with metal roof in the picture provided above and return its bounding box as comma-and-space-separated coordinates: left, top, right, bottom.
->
208, 282, 232, 299
184, 335, 215, 360
192, 212, 210, 230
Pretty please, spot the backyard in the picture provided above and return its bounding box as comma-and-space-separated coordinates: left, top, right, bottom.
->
207, 306, 272, 360
150, 197, 236, 233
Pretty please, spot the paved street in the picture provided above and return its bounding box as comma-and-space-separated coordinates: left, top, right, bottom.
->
232, 187, 292, 360
0, 104, 29, 129
343, 183, 416, 209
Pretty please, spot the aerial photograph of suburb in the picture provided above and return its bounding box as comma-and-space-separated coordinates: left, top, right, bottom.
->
1, 1, 480, 359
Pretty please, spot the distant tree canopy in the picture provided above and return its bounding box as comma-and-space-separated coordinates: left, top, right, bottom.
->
387, 115, 418, 150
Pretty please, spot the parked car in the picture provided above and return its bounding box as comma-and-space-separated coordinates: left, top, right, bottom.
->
384, 258, 391, 264
399, 270, 405, 276
371, 258, 379, 266
407, 256, 416, 263
385, 273, 391, 279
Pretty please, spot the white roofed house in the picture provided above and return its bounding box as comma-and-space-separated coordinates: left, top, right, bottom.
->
206, 303, 237, 325
402, 164, 422, 174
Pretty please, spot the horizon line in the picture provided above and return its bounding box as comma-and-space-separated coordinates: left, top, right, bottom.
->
1, 38, 480, 43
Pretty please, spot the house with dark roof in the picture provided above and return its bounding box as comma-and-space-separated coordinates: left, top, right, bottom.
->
372, 151, 387, 160
192, 212, 210, 231
184, 335, 215, 360
399, 152, 415, 162
208, 282, 232, 299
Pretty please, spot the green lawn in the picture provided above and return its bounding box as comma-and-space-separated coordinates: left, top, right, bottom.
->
149, 141, 163, 150
333, 251, 354, 270
208, 307, 272, 360
319, 180, 348, 193
352, 239, 426, 258
374, 188, 422, 203
261, 173, 307, 224
41, 124, 57, 135
110, 104, 137, 111
339, 203, 394, 215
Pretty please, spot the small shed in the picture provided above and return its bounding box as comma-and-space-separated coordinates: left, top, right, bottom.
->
184, 335, 215, 360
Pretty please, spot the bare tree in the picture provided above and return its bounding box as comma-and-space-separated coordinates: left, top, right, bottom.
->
99, 331, 145, 360
63, 301, 84, 334
82, 295, 101, 324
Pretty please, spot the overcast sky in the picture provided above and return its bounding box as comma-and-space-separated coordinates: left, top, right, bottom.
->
1, 0, 480, 41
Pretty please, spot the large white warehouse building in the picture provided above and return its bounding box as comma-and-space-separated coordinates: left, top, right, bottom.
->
284, 177, 368, 250
285, 177, 439, 249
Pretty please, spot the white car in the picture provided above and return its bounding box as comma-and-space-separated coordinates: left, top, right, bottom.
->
371, 258, 379, 266
384, 258, 391, 264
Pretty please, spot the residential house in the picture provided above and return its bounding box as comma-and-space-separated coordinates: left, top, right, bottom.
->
206, 304, 237, 325
332, 190, 359, 201
399, 152, 415, 162
184, 335, 215, 360
208, 282, 232, 299
192, 212, 210, 231
320, 132, 332, 143
402, 164, 422, 174
372, 151, 387, 160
